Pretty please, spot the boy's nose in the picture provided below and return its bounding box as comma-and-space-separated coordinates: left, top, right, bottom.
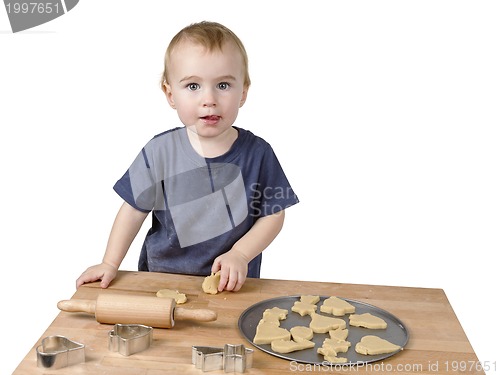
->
202, 89, 216, 107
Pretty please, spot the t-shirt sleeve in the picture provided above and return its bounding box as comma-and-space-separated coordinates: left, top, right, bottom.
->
252, 145, 299, 217
113, 147, 162, 213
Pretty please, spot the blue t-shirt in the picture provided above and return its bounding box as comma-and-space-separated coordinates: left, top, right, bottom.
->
113, 126, 299, 277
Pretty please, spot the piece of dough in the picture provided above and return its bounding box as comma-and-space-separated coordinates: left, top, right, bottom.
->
309, 312, 346, 333
300, 295, 320, 304
320, 296, 355, 316
263, 307, 288, 320
156, 289, 187, 304
317, 347, 348, 364
202, 271, 221, 295
321, 338, 351, 353
317, 346, 337, 357
271, 339, 315, 353
355, 335, 401, 355
259, 317, 280, 326
253, 322, 291, 345
290, 326, 314, 342
329, 328, 349, 341
291, 301, 317, 316
349, 313, 387, 329
318, 335, 351, 364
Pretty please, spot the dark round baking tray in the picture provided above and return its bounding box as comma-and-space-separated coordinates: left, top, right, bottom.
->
238, 296, 408, 365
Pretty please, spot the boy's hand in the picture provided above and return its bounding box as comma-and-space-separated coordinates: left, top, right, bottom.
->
212, 249, 249, 292
76, 262, 118, 289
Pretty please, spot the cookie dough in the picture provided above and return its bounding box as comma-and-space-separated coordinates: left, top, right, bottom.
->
259, 317, 280, 326
290, 326, 314, 342
253, 322, 291, 345
317, 333, 351, 364
321, 338, 351, 353
329, 328, 349, 341
271, 338, 315, 353
202, 271, 221, 295
156, 289, 187, 304
320, 296, 355, 316
355, 335, 401, 355
263, 307, 288, 321
300, 295, 320, 304
349, 313, 387, 329
309, 312, 346, 333
317, 346, 348, 364
291, 301, 317, 316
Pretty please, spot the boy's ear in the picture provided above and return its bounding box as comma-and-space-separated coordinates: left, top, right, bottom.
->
163, 82, 176, 109
239, 85, 249, 108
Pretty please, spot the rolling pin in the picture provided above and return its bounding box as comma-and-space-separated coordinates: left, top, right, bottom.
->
57, 293, 217, 328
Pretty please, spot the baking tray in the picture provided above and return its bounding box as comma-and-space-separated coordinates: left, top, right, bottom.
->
238, 296, 408, 365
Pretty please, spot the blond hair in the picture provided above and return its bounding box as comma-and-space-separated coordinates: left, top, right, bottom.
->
161, 21, 251, 89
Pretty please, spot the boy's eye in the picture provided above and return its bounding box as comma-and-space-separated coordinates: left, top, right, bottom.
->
187, 83, 200, 91
217, 82, 230, 90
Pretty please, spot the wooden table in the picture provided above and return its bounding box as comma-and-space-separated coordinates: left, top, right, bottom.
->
14, 271, 484, 374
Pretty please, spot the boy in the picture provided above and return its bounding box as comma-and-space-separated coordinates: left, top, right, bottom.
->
76, 21, 298, 292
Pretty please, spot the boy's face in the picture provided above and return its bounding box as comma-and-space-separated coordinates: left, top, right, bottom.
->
164, 40, 248, 140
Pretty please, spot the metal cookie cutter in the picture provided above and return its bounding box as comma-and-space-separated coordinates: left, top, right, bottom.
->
36, 335, 85, 369
192, 344, 253, 373
192, 346, 224, 372
108, 324, 153, 356
223, 344, 254, 373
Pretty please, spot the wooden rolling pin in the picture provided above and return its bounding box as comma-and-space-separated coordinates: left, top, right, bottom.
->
57, 293, 217, 328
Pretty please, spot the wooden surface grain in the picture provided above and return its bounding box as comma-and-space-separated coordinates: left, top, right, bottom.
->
13, 271, 484, 374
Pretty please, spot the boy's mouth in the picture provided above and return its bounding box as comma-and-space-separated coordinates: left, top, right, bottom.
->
201, 115, 221, 124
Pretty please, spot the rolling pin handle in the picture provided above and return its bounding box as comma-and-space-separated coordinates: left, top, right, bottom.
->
57, 299, 97, 314
174, 307, 218, 322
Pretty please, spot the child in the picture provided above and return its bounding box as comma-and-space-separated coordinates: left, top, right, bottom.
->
76, 21, 299, 292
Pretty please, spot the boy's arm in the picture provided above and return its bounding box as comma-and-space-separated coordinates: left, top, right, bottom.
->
212, 210, 285, 292
76, 202, 148, 288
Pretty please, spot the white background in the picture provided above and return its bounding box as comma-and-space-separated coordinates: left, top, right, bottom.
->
1, 1, 499, 373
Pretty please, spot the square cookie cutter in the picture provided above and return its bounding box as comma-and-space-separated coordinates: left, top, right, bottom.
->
108, 324, 153, 356
36, 335, 85, 369
192, 344, 253, 372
